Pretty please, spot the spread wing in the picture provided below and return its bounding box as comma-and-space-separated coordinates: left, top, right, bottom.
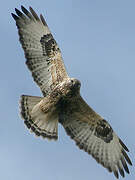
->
12, 6, 68, 96
59, 96, 132, 178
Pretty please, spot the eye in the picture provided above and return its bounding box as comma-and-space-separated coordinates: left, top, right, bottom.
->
71, 80, 74, 83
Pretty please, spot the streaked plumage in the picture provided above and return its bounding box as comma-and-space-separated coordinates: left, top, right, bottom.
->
12, 6, 132, 178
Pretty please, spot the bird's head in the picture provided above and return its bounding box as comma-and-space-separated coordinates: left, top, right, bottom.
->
58, 78, 81, 98
68, 78, 81, 91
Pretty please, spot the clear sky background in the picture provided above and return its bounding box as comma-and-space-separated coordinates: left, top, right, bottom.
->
0, 0, 135, 179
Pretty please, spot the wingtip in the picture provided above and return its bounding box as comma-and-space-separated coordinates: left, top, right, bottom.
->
11, 13, 19, 20
29, 6, 32, 11
122, 149, 132, 166
29, 6, 35, 14
40, 14, 47, 26
119, 138, 129, 152
21, 5, 26, 13
29, 6, 40, 21
15, 8, 19, 13
21, 5, 25, 9
114, 170, 119, 179
15, 8, 23, 17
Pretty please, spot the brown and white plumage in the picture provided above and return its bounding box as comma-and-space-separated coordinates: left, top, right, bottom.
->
12, 6, 68, 96
12, 6, 132, 178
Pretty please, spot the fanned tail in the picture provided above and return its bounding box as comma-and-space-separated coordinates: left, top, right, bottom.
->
20, 95, 58, 140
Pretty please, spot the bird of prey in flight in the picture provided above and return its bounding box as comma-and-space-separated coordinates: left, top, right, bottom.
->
12, 6, 132, 178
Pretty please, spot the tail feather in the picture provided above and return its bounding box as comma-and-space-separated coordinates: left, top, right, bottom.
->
20, 95, 58, 140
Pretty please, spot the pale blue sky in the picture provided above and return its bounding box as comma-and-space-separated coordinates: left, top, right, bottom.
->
0, 0, 135, 179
